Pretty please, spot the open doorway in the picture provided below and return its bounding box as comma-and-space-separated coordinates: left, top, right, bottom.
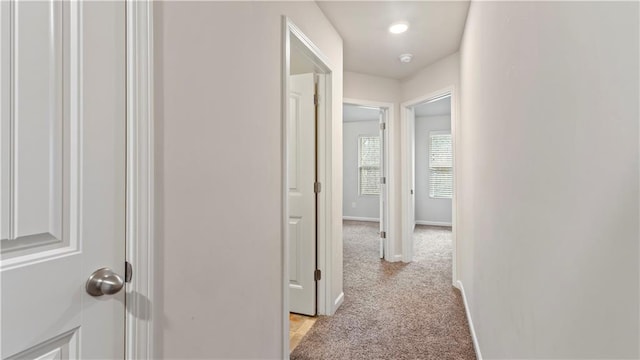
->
283, 17, 335, 354
413, 95, 453, 228
342, 99, 393, 261
401, 89, 457, 284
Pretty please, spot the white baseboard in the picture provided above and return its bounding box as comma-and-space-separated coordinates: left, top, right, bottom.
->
415, 220, 452, 227
343, 216, 380, 222
456, 280, 483, 360
392, 254, 403, 262
332, 292, 344, 313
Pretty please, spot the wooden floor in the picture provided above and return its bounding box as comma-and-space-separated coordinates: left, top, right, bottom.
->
289, 313, 317, 353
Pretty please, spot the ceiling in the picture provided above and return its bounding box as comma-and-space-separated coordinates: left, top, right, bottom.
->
316, 1, 470, 80
343, 103, 380, 122
415, 96, 451, 117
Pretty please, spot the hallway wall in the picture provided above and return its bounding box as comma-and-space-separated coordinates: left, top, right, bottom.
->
153, 2, 343, 358
459, 1, 639, 358
401, 52, 460, 104
345, 71, 401, 103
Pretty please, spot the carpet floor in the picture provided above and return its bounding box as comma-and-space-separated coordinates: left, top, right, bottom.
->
290, 221, 476, 360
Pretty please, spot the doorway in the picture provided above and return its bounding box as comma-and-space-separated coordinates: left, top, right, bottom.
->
413, 95, 453, 227
283, 17, 335, 353
342, 100, 392, 260
401, 88, 457, 284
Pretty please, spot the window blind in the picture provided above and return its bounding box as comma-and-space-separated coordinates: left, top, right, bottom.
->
359, 136, 381, 196
429, 133, 452, 199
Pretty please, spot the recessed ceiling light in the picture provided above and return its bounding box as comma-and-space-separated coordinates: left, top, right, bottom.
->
389, 21, 409, 34
399, 53, 413, 63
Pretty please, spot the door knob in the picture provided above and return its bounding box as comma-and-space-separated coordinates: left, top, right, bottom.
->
86, 267, 124, 296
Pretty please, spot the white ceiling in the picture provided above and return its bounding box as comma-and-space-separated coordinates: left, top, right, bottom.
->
415, 96, 451, 117
316, 1, 470, 80
343, 103, 380, 122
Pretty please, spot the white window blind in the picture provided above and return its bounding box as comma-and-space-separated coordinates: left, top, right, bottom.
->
429, 132, 453, 199
359, 136, 381, 196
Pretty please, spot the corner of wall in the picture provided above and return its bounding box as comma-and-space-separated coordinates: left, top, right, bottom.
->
332, 291, 345, 314
399, 51, 460, 104
456, 281, 483, 360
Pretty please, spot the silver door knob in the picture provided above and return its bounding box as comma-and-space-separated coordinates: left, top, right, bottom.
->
86, 267, 124, 296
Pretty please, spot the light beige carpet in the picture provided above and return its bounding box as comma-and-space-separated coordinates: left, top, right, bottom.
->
290, 221, 476, 360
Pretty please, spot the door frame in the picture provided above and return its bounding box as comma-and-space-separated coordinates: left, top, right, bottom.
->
282, 16, 336, 354
125, 1, 155, 359
400, 86, 458, 286
124, 11, 338, 360
342, 98, 395, 262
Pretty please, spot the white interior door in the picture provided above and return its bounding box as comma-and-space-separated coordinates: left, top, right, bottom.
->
408, 108, 416, 232
1, 1, 126, 358
378, 109, 386, 259
288, 73, 316, 316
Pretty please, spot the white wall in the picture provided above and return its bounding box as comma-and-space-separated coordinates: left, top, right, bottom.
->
345, 71, 401, 104
153, 2, 342, 358
414, 115, 452, 225
401, 52, 460, 103
459, 1, 639, 358
343, 120, 380, 220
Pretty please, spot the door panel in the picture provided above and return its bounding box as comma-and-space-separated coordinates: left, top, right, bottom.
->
1, 0, 64, 255
1, 2, 126, 358
288, 217, 301, 285
7, 328, 78, 360
10, 0, 63, 242
288, 73, 316, 316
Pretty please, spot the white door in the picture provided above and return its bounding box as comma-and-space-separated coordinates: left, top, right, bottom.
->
408, 108, 416, 232
1, 2, 126, 358
378, 109, 386, 259
288, 73, 316, 316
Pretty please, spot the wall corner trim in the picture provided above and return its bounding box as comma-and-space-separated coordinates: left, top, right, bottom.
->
333, 292, 345, 313
456, 280, 483, 360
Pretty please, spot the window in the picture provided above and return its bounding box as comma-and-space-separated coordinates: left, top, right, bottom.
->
358, 136, 381, 196
429, 132, 453, 199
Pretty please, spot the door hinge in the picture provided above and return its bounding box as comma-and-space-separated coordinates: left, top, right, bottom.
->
380, 122, 386, 130
380, 231, 386, 239
314, 269, 321, 281
314, 181, 321, 193
410, 189, 414, 195
125, 261, 133, 283
380, 177, 386, 185
314, 94, 319, 106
